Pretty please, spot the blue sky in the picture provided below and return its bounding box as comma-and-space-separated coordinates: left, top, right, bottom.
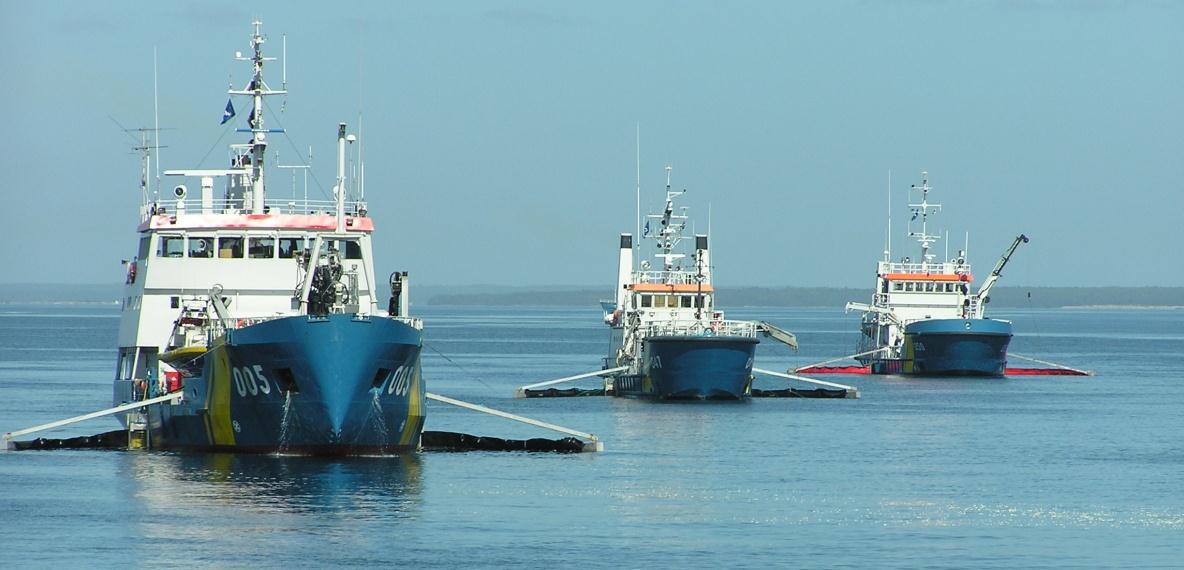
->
1, 1, 1180, 287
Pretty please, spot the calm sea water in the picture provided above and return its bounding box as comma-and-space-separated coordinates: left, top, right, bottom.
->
1, 303, 1181, 568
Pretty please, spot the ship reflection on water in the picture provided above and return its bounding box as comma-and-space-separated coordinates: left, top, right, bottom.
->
123, 452, 423, 521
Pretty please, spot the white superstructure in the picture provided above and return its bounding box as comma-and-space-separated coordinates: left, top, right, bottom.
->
113, 21, 416, 404
603, 167, 756, 372
845, 171, 1027, 359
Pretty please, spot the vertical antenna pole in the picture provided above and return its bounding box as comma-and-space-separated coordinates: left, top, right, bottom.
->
886, 169, 892, 261
359, 113, 364, 200
635, 123, 641, 269
281, 34, 288, 112
336, 123, 347, 233
153, 47, 160, 200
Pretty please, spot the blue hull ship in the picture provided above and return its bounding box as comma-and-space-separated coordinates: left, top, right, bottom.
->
111, 22, 427, 455
870, 318, 1012, 377
847, 171, 1028, 378
597, 168, 794, 401
153, 315, 425, 454
614, 336, 759, 400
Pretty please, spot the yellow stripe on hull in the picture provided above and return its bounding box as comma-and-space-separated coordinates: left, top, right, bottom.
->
201, 341, 237, 446
398, 365, 425, 447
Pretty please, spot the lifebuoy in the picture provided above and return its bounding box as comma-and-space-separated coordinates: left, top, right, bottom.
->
126, 260, 137, 284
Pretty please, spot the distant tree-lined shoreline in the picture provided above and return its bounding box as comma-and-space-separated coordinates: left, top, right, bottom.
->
3, 283, 1181, 309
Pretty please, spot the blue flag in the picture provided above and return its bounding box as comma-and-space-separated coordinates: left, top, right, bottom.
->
220, 99, 236, 124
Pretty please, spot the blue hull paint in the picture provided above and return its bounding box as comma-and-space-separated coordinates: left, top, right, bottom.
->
150, 315, 425, 455
873, 318, 1012, 377
616, 336, 758, 400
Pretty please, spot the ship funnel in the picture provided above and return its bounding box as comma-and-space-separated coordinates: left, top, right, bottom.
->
616, 234, 633, 310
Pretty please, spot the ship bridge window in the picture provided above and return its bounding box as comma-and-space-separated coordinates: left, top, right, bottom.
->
324, 239, 362, 260
138, 236, 151, 259
157, 235, 184, 258
249, 237, 275, 259
218, 236, 244, 258
925, 282, 935, 292
188, 237, 214, 258
893, 282, 903, 291
278, 237, 305, 259
680, 296, 693, 308
694, 296, 706, 309
640, 295, 652, 308
944, 283, 954, 293
905, 282, 915, 292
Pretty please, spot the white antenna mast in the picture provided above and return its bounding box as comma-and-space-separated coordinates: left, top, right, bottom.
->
635, 123, 641, 269
281, 33, 287, 112
908, 170, 942, 266
358, 113, 365, 200
153, 47, 160, 200
885, 169, 892, 261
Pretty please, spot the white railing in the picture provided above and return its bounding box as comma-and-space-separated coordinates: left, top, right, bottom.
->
641, 319, 757, 338
879, 261, 971, 275
144, 197, 368, 218
633, 271, 707, 286
206, 312, 422, 336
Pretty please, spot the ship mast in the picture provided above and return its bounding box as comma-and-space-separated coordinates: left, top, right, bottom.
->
228, 20, 287, 214
652, 165, 687, 274
907, 171, 942, 267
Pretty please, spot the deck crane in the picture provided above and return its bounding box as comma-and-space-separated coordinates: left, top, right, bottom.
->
971, 234, 1029, 318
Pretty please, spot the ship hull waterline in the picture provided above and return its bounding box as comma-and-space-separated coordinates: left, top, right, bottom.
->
614, 335, 759, 400
147, 314, 425, 455
867, 318, 1013, 377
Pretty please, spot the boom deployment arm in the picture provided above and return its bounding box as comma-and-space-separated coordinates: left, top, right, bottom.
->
975, 234, 1029, 301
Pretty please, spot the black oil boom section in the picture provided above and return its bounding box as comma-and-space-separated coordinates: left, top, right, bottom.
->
521, 383, 854, 399
12, 430, 588, 454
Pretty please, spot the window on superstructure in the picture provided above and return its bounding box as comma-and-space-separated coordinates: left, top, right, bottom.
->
218, 236, 244, 259
640, 295, 652, 308
945, 283, 954, 293
680, 296, 692, 308
665, 295, 677, 308
925, 282, 934, 292
188, 237, 214, 258
137, 236, 151, 259
694, 296, 705, 308
249, 237, 276, 259
278, 237, 305, 259
893, 282, 903, 291
158, 235, 184, 258
342, 240, 363, 260
905, 282, 914, 292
